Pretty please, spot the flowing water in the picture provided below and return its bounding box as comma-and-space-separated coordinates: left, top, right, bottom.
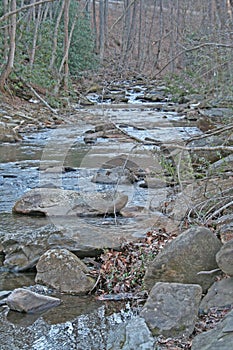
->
0, 101, 202, 349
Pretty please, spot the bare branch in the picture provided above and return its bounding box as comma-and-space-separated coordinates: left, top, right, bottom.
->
155, 42, 233, 77
163, 144, 233, 152
0, 0, 56, 23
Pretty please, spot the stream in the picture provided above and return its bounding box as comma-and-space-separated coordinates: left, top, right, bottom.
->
0, 99, 202, 349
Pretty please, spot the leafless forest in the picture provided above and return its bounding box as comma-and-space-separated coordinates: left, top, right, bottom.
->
0, 0, 233, 98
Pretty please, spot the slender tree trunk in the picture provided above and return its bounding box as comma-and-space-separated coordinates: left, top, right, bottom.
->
0, 0, 17, 91
99, 0, 105, 63
92, 0, 97, 52
63, 0, 70, 90
30, 3, 42, 68
50, 0, 65, 70
3, 0, 9, 63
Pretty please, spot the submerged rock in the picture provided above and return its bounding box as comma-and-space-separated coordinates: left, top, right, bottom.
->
6, 288, 61, 313
35, 248, 95, 294
12, 188, 128, 217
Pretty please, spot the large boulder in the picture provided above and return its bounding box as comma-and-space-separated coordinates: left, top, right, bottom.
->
12, 188, 128, 217
140, 282, 202, 337
216, 239, 233, 276
191, 309, 233, 350
6, 288, 61, 313
144, 226, 222, 291
35, 248, 95, 294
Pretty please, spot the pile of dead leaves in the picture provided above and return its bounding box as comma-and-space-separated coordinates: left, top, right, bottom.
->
90, 228, 177, 296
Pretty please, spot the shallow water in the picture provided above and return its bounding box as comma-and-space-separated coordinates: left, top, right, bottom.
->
0, 102, 202, 348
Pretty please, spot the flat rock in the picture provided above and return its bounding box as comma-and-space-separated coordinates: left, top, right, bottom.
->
140, 282, 202, 337
6, 288, 61, 313
12, 188, 128, 217
216, 239, 233, 276
200, 278, 233, 312
2, 214, 156, 271
144, 226, 222, 292
35, 248, 96, 294
191, 309, 233, 350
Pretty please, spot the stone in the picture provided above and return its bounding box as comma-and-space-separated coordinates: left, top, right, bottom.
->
107, 316, 155, 349
91, 166, 132, 184
144, 226, 222, 292
12, 188, 128, 217
35, 248, 96, 294
191, 309, 233, 350
215, 214, 233, 243
200, 278, 233, 312
6, 288, 61, 313
140, 282, 202, 338
0, 123, 22, 142
216, 239, 233, 276
139, 177, 167, 188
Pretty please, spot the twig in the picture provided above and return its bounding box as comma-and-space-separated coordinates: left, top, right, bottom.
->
205, 200, 233, 223
197, 268, 221, 275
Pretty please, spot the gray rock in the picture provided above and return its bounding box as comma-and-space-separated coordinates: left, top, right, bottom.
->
191, 309, 233, 350
91, 166, 132, 184
0, 124, 22, 142
13, 188, 128, 217
216, 239, 233, 276
140, 282, 202, 338
6, 288, 61, 313
144, 226, 222, 292
35, 248, 95, 294
107, 316, 155, 349
200, 278, 233, 312
215, 214, 233, 243
210, 154, 233, 174
2, 214, 152, 271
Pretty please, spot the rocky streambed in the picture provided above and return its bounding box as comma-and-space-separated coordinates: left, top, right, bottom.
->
0, 84, 233, 349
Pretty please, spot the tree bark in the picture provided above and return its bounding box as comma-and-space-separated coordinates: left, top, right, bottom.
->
63, 0, 70, 90
0, 0, 17, 91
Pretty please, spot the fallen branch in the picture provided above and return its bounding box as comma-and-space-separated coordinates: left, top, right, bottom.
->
163, 144, 233, 152
25, 83, 58, 114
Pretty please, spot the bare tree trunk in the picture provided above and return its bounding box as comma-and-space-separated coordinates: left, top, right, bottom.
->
30, 3, 42, 68
50, 0, 65, 70
3, 0, 9, 63
63, 0, 70, 90
99, 0, 105, 63
92, 0, 97, 52
0, 0, 17, 91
